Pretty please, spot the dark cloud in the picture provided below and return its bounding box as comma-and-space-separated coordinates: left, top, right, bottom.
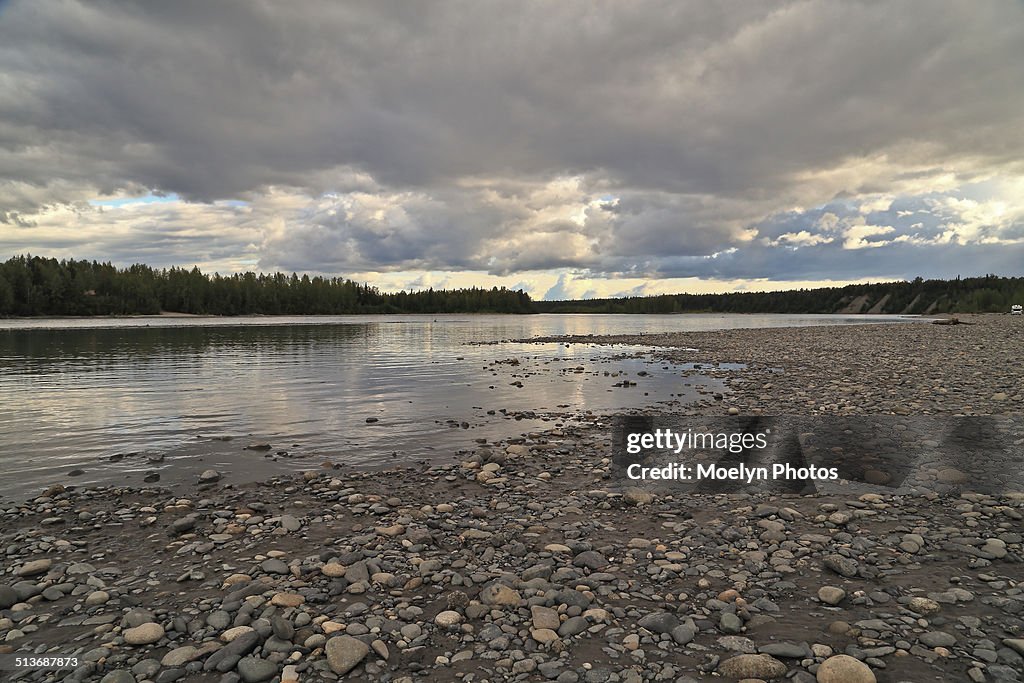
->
656, 239, 1024, 283
1, 0, 1023, 284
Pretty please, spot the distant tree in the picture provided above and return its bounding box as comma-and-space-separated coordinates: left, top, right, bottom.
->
0, 255, 534, 316
0, 272, 13, 314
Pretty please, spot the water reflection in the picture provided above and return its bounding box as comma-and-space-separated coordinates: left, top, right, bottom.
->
0, 314, 917, 499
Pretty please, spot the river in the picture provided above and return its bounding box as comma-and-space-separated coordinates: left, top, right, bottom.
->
0, 313, 916, 498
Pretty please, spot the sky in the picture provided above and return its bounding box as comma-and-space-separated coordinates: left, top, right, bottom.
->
1, 1, 1023, 300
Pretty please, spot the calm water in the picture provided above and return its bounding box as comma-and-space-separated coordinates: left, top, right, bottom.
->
0, 313, 916, 498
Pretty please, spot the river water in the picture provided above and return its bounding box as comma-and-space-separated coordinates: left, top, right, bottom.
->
0, 313, 915, 499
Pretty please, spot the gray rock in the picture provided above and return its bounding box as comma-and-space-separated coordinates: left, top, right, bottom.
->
479, 582, 523, 606
160, 646, 199, 667
236, 657, 277, 683
557, 616, 589, 637
0, 585, 20, 608
671, 622, 698, 645
131, 659, 161, 678
271, 616, 294, 641
325, 635, 370, 675
623, 488, 654, 505
207, 610, 231, 630
920, 631, 957, 648
260, 558, 289, 575
204, 632, 260, 672
986, 665, 1022, 682
122, 608, 156, 629
199, 469, 222, 483
100, 671, 136, 683
123, 622, 165, 645
816, 654, 876, 683
171, 516, 196, 533
720, 612, 743, 634
759, 642, 809, 658
717, 653, 788, 679
345, 560, 370, 583
16, 558, 52, 577
572, 551, 608, 570
818, 586, 846, 605
718, 636, 757, 654
638, 611, 680, 634
823, 554, 859, 578
155, 670, 185, 683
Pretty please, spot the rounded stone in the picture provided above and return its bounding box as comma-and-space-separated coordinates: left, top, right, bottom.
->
434, 610, 462, 627
816, 654, 876, 683
325, 635, 370, 675
237, 656, 278, 683
0, 585, 18, 609
270, 592, 304, 607
920, 631, 957, 648
199, 469, 222, 482
532, 628, 559, 643
479, 582, 523, 606
16, 559, 52, 577
718, 654, 788, 679
85, 590, 110, 606
818, 586, 846, 606
221, 625, 256, 642
123, 622, 165, 645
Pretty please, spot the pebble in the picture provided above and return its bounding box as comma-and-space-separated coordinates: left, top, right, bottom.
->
434, 610, 462, 627
816, 654, 876, 683
123, 622, 165, 645
236, 656, 278, 683
325, 635, 370, 675
717, 654, 787, 679
817, 586, 846, 606
16, 558, 52, 577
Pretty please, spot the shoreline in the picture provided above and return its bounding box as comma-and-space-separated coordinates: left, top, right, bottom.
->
0, 311, 940, 322
2, 316, 1022, 682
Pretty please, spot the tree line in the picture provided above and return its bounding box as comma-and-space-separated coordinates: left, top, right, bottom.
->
0, 255, 532, 316
535, 275, 1024, 315
1, 255, 1022, 317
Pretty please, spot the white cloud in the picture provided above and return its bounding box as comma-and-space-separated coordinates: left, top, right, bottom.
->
843, 221, 896, 250
767, 231, 835, 248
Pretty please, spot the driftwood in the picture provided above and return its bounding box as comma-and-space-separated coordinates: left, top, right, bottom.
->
932, 317, 976, 326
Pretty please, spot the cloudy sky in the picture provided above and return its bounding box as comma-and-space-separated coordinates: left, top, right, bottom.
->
1, 1, 1023, 300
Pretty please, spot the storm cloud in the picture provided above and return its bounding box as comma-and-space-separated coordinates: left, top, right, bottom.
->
1, 0, 1023, 297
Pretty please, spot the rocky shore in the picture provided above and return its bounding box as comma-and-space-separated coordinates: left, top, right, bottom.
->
2, 316, 1022, 683
520, 314, 1024, 416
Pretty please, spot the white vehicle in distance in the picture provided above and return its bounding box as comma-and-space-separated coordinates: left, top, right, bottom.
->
1012, 304, 1023, 315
